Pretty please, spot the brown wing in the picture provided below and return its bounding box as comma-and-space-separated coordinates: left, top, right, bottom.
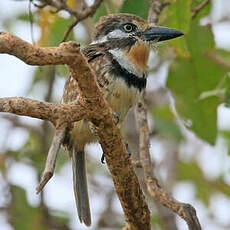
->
62, 45, 112, 104
61, 46, 114, 227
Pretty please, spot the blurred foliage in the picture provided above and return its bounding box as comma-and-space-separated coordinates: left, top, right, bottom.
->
1, 0, 230, 230
159, 0, 192, 56
37, 8, 74, 46
178, 161, 230, 205
9, 186, 49, 230
120, 0, 150, 19
221, 130, 230, 155
93, 1, 119, 22
151, 105, 183, 142
9, 185, 69, 230
166, 3, 228, 145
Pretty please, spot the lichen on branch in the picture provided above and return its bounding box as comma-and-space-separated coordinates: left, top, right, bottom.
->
0, 31, 151, 230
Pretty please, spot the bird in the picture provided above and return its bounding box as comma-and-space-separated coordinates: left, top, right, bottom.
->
62, 13, 183, 226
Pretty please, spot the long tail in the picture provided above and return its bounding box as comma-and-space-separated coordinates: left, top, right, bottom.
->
72, 148, 91, 226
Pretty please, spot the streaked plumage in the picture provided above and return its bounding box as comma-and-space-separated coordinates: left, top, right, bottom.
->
62, 13, 183, 226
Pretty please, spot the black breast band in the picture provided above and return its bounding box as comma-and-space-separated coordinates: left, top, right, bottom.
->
109, 59, 146, 91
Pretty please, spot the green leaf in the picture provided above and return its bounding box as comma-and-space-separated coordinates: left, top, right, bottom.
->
221, 131, 230, 155
225, 93, 230, 108
152, 105, 183, 142
55, 148, 69, 172
160, 0, 192, 32
49, 17, 74, 45
159, 0, 192, 57
9, 185, 49, 230
120, 0, 150, 20
93, 2, 118, 22
150, 215, 161, 228
167, 19, 228, 145
93, 3, 108, 22
178, 161, 230, 205
191, 0, 212, 19
33, 66, 51, 83
168, 58, 216, 145
28, 66, 57, 95
211, 50, 230, 107
192, 0, 203, 8
9, 185, 69, 230
17, 13, 33, 22
20, 132, 46, 171
215, 49, 230, 62
0, 154, 6, 175
56, 65, 69, 77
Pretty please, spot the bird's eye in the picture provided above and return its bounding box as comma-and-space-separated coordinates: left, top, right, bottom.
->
122, 23, 137, 33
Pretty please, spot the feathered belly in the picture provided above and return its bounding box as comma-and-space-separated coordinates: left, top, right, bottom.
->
105, 78, 141, 122
71, 78, 140, 150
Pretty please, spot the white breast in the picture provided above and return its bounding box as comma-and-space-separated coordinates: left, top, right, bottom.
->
105, 77, 141, 122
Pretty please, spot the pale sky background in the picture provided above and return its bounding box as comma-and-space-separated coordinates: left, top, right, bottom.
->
1, 0, 230, 230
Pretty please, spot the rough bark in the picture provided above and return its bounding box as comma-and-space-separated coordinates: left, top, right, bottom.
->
0, 31, 150, 230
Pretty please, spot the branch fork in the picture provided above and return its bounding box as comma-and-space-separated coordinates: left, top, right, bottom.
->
0, 32, 150, 230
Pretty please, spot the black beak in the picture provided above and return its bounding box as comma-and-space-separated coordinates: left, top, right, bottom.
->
142, 26, 184, 42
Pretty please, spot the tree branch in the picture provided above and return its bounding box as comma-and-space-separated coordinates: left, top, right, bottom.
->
0, 97, 86, 127
0, 32, 80, 65
36, 128, 66, 193
62, 0, 103, 42
192, 0, 211, 19
207, 51, 230, 71
0, 32, 150, 230
33, 0, 103, 42
132, 1, 202, 230
35, 0, 102, 19
148, 0, 170, 24
136, 93, 202, 230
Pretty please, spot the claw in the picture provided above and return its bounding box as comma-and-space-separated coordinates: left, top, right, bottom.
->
100, 143, 130, 164
125, 142, 131, 157
101, 153, 105, 164
113, 112, 120, 125
89, 123, 98, 136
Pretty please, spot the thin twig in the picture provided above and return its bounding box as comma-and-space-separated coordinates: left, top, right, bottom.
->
33, 0, 102, 42
207, 51, 230, 71
148, 0, 170, 24
138, 2, 202, 229
29, 0, 35, 44
34, 0, 78, 15
36, 129, 66, 193
136, 92, 202, 230
192, 0, 211, 19
62, 18, 79, 42
61, 0, 103, 42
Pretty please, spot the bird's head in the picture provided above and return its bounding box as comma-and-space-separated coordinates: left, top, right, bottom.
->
90, 13, 183, 85
94, 13, 183, 44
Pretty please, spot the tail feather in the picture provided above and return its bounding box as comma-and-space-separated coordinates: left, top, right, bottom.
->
72, 149, 91, 226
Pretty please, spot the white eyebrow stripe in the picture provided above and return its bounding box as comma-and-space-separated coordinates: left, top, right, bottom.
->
92, 29, 130, 44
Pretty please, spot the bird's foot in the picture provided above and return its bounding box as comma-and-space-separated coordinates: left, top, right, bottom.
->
100, 142, 131, 164
113, 112, 120, 125
125, 141, 131, 158
89, 113, 119, 137
101, 153, 105, 164
89, 123, 98, 136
